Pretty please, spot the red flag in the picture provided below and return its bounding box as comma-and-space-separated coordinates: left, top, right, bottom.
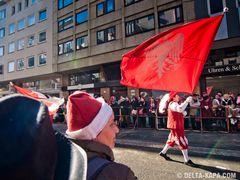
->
206, 86, 213, 95
120, 15, 223, 94
10, 82, 64, 120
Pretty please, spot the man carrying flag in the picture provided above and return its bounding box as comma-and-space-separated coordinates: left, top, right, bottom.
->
159, 92, 195, 166
120, 9, 226, 167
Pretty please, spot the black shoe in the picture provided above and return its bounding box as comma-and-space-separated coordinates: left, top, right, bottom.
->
159, 152, 171, 161
184, 160, 197, 167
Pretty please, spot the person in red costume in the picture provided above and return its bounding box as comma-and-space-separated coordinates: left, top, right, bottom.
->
158, 92, 196, 167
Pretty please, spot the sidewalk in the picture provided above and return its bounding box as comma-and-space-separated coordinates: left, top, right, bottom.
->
116, 129, 240, 161
53, 124, 240, 161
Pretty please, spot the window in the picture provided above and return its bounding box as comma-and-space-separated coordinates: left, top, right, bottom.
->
58, 40, 73, 55
28, 14, 35, 26
28, 35, 35, 46
58, 44, 63, 55
64, 41, 73, 54
9, 23, 15, 34
25, 0, 29, 8
0, 9, 6, 20
97, 26, 116, 44
0, 46, 4, 57
39, 31, 46, 42
58, 16, 73, 32
38, 53, 46, 65
97, 30, 104, 44
107, 27, 115, 41
76, 36, 88, 50
207, 0, 228, 40
18, 2, 22, 12
17, 39, 24, 50
32, 0, 36, 5
17, 59, 25, 70
125, 0, 143, 6
28, 56, 35, 68
11, 6, 15, 16
106, 0, 114, 12
8, 42, 15, 53
8, 61, 15, 72
96, 0, 115, 17
39, 9, 47, 21
70, 70, 100, 85
58, 0, 73, 10
76, 10, 88, 25
209, 0, 223, 14
18, 19, 25, 30
0, 65, 3, 74
0, 28, 5, 38
159, 6, 183, 28
126, 14, 154, 36
97, 3, 104, 16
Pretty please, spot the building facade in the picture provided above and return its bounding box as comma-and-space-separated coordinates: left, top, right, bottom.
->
0, 0, 239, 99
0, 0, 61, 97
195, 0, 240, 95
55, 0, 196, 100
55, 0, 240, 100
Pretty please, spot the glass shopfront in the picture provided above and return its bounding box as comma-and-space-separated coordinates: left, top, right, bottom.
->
69, 70, 100, 86
67, 62, 127, 101
206, 75, 240, 95
201, 46, 240, 95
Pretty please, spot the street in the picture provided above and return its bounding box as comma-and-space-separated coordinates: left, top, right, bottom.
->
113, 147, 240, 180
53, 124, 240, 179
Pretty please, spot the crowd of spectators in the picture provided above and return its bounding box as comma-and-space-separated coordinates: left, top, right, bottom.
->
108, 92, 240, 132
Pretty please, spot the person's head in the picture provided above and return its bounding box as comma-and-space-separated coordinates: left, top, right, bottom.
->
237, 93, 240, 105
132, 96, 137, 101
159, 92, 178, 113
223, 94, 229, 100
217, 92, 222, 99
140, 91, 148, 98
168, 92, 178, 102
0, 95, 57, 179
66, 91, 119, 149
95, 113, 119, 149
109, 96, 116, 105
192, 93, 199, 100
120, 96, 124, 100
149, 97, 154, 103
202, 92, 209, 101
172, 94, 181, 103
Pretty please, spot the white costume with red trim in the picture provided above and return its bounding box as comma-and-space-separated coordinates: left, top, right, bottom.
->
160, 95, 193, 164
166, 100, 189, 150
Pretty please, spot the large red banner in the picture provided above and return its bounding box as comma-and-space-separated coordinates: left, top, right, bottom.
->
121, 15, 223, 93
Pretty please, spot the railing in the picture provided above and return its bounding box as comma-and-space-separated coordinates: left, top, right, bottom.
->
111, 106, 240, 133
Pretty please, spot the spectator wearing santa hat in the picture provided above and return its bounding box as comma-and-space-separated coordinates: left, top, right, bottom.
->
65, 91, 137, 180
158, 92, 196, 167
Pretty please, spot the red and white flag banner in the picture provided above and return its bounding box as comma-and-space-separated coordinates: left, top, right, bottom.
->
10, 82, 64, 120
120, 15, 223, 94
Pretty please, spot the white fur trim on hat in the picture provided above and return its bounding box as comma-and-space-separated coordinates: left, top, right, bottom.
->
66, 98, 112, 140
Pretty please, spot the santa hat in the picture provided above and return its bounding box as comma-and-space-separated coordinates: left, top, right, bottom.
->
168, 91, 177, 102
159, 91, 177, 113
66, 91, 112, 140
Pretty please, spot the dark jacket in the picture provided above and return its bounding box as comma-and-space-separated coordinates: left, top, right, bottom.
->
71, 140, 137, 180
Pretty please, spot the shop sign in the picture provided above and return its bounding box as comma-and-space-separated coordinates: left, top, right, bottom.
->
203, 64, 240, 75
67, 83, 94, 90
